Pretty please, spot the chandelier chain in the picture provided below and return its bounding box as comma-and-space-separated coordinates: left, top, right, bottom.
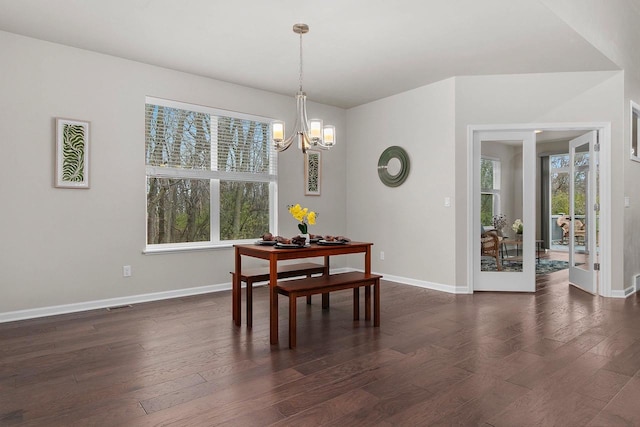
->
298, 31, 304, 93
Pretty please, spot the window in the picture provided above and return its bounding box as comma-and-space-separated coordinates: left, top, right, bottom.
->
480, 158, 501, 226
145, 97, 277, 250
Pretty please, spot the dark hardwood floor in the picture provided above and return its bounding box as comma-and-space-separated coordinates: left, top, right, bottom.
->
2, 254, 640, 426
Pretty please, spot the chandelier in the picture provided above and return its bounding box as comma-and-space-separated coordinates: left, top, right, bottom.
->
272, 23, 336, 153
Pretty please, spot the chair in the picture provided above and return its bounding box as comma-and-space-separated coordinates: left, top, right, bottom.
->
574, 219, 586, 245
557, 215, 586, 245
557, 215, 570, 244
481, 229, 502, 271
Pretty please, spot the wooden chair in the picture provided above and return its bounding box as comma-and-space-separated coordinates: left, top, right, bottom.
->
557, 215, 570, 244
481, 230, 502, 271
574, 219, 586, 245
557, 215, 586, 245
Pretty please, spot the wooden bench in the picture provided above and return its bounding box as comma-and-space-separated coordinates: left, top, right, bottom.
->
231, 262, 325, 327
275, 271, 383, 348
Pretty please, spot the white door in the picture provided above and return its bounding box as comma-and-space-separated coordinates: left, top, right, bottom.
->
474, 130, 536, 292
569, 131, 598, 294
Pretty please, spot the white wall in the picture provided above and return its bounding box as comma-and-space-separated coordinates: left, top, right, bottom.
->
454, 71, 624, 290
346, 79, 457, 290
541, 0, 640, 294
0, 31, 347, 316
346, 70, 623, 293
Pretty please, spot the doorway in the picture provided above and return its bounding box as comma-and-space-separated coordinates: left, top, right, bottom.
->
468, 123, 611, 296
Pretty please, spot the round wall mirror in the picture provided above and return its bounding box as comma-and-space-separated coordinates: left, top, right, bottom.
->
377, 146, 410, 187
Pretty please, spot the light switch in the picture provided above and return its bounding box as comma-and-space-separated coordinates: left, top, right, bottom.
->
444, 197, 451, 207
625, 196, 630, 207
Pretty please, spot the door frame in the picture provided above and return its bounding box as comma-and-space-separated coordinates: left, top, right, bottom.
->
466, 122, 611, 296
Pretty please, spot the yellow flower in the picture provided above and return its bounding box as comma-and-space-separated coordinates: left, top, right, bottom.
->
287, 203, 319, 234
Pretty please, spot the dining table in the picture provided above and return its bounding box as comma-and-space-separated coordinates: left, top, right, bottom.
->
233, 240, 373, 345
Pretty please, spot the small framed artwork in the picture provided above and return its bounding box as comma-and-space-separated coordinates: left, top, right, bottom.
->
631, 101, 640, 162
55, 118, 90, 188
304, 149, 321, 196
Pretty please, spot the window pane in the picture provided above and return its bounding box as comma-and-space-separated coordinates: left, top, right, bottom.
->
217, 117, 271, 173
147, 178, 210, 244
550, 154, 569, 169
219, 181, 269, 240
481, 193, 494, 226
145, 105, 211, 170
480, 159, 494, 190
550, 172, 569, 215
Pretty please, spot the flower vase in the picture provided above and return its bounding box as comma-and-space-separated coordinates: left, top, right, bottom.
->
299, 233, 310, 244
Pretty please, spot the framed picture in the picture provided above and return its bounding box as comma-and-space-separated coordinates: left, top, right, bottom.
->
631, 101, 640, 162
55, 118, 90, 188
304, 149, 321, 196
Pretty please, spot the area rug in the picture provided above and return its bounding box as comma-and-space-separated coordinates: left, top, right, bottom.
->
481, 258, 569, 274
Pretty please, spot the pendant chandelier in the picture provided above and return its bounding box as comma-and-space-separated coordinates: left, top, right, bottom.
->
272, 23, 336, 153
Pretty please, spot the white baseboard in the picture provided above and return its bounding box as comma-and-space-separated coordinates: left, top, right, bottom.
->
0, 267, 355, 324
0, 283, 230, 324
344, 268, 464, 294
610, 285, 636, 299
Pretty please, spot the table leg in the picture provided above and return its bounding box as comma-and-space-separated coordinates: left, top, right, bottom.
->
269, 254, 279, 345
233, 248, 241, 326
365, 246, 371, 274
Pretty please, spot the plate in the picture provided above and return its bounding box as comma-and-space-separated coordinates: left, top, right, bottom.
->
317, 239, 348, 245
309, 238, 321, 243
275, 243, 310, 249
255, 240, 277, 245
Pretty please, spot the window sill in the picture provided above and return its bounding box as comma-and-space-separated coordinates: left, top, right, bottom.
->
143, 241, 253, 255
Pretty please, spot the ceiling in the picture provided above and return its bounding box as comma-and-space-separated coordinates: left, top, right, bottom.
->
0, 0, 619, 108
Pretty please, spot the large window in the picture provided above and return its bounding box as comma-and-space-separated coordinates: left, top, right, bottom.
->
145, 97, 277, 250
480, 158, 501, 226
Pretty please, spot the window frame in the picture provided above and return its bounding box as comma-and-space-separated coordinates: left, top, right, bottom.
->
144, 96, 278, 253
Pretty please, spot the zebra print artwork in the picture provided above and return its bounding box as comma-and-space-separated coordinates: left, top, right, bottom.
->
304, 150, 321, 195
55, 118, 90, 188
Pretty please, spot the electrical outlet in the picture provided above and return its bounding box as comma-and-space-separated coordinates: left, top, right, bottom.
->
380, 251, 385, 260
123, 265, 132, 277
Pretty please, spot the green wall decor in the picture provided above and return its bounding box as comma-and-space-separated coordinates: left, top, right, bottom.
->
55, 118, 90, 188
377, 146, 410, 187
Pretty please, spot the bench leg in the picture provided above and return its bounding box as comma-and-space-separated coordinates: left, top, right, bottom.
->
374, 279, 380, 327
289, 295, 297, 349
246, 279, 253, 328
365, 285, 371, 321
306, 273, 312, 305
322, 293, 330, 309
232, 273, 240, 326
353, 288, 359, 320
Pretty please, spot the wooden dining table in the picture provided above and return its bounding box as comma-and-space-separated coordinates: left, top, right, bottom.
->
233, 241, 373, 345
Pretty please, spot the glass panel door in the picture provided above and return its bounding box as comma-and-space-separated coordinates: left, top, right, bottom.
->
474, 130, 536, 292
569, 131, 597, 294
